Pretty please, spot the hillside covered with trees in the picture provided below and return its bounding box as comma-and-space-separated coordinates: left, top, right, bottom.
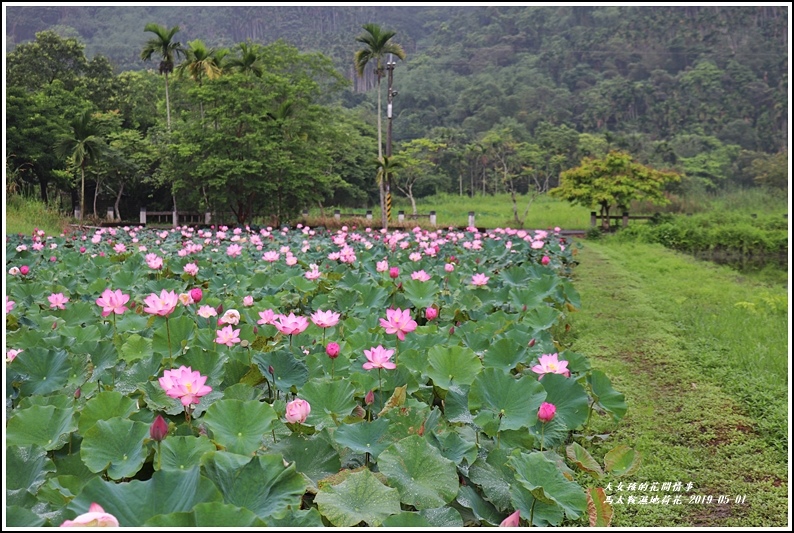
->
5, 5, 788, 224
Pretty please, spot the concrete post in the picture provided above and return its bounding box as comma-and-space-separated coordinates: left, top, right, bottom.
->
430, 210, 437, 226
468, 211, 475, 228
140, 207, 146, 224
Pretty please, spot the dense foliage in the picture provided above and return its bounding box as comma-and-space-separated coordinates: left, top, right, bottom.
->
5, 6, 788, 223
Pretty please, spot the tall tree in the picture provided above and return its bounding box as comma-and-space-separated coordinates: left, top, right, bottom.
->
140, 22, 185, 131
54, 109, 105, 220
176, 39, 222, 119
354, 23, 406, 229
226, 41, 264, 78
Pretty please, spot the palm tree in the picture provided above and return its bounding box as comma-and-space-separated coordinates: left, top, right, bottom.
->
227, 41, 264, 78
176, 39, 222, 119
140, 23, 185, 131
55, 110, 104, 220
354, 23, 406, 229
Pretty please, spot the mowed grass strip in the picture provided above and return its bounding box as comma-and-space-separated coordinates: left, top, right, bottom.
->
564, 240, 788, 527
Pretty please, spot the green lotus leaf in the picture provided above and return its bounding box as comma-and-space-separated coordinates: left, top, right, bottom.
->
314, 467, 401, 527
566, 441, 605, 479
159, 435, 216, 471
378, 435, 459, 509
401, 279, 440, 308
77, 391, 138, 435
80, 417, 149, 480
152, 315, 195, 356
522, 305, 562, 330
419, 506, 464, 527
6, 506, 46, 527
500, 264, 533, 287
382, 512, 433, 527
201, 452, 308, 520
356, 282, 391, 310
202, 399, 278, 455
587, 487, 613, 526
144, 502, 267, 527
428, 425, 477, 466
6, 404, 76, 451
266, 508, 325, 528
468, 447, 513, 512
508, 451, 587, 520
178, 345, 227, 380
539, 373, 590, 430
6, 445, 55, 506
604, 444, 642, 477
11, 347, 71, 397
469, 368, 546, 435
333, 418, 390, 459
115, 353, 164, 396
382, 398, 430, 442
119, 333, 151, 363
221, 382, 261, 401
67, 467, 222, 527
270, 430, 342, 485
299, 378, 358, 428
426, 344, 482, 391
589, 370, 628, 421
456, 484, 505, 526
253, 349, 309, 393
59, 301, 97, 328
444, 386, 474, 425
482, 337, 527, 370
509, 480, 565, 526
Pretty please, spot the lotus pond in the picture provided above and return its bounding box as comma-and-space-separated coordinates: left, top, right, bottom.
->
5, 223, 636, 527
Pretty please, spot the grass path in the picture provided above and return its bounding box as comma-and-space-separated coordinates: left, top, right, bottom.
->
564, 240, 789, 527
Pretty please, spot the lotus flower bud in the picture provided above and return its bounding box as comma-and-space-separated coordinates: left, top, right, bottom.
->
149, 414, 169, 442
326, 342, 340, 359
389, 267, 400, 279
189, 287, 203, 303
365, 389, 375, 405
425, 307, 438, 321
538, 402, 556, 423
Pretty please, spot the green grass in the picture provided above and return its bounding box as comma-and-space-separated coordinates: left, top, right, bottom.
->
561, 239, 788, 526
5, 195, 69, 237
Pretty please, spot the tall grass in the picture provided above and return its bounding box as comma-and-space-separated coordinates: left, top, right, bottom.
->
5, 195, 69, 236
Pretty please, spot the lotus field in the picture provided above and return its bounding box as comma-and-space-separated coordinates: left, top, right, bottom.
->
5, 223, 636, 527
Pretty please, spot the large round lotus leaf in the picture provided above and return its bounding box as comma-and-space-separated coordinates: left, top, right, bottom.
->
538, 373, 590, 430
456, 484, 504, 526
333, 418, 390, 459
67, 467, 222, 527
253, 349, 309, 393
468, 368, 546, 435
11, 347, 71, 397
299, 378, 358, 428
467, 447, 513, 512
152, 315, 195, 356
378, 435, 459, 510
314, 467, 401, 527
382, 512, 433, 527
509, 480, 565, 526
200, 452, 307, 520
6, 506, 46, 527
80, 417, 149, 480
202, 399, 278, 455
158, 435, 216, 471
144, 502, 267, 527
589, 369, 627, 421
6, 445, 55, 505
508, 451, 587, 520
401, 279, 440, 308
266, 508, 325, 528
6, 404, 76, 451
419, 506, 464, 527
425, 345, 482, 391
77, 391, 138, 435
270, 430, 342, 485
482, 337, 527, 370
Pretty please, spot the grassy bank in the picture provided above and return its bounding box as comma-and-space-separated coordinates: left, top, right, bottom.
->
5, 195, 69, 237
563, 239, 788, 527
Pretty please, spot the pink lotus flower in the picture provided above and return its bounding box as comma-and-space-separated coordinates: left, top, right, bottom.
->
257, 309, 277, 325
538, 402, 556, 423
215, 325, 241, 347
363, 345, 397, 370
243, 295, 254, 307
219, 309, 241, 325
113, 243, 126, 253
143, 290, 178, 316
444, 263, 455, 273
285, 398, 311, 424
189, 287, 203, 303
60, 502, 120, 527
311, 309, 340, 329
159, 365, 212, 406
380, 308, 418, 341
145, 254, 163, 270
500, 510, 520, 527
471, 273, 490, 286
389, 266, 400, 279
183, 263, 199, 276
376, 260, 389, 272
226, 244, 243, 257
5, 295, 15, 314
274, 313, 309, 335
20, 265, 30, 276
541, 255, 550, 266
425, 307, 438, 321
305, 265, 321, 280
531, 353, 570, 379
262, 251, 280, 262
411, 270, 431, 282
48, 292, 69, 310
96, 289, 130, 317
8, 267, 20, 276
197, 305, 218, 319
531, 240, 545, 250
326, 342, 340, 359
178, 293, 194, 306
7, 349, 22, 363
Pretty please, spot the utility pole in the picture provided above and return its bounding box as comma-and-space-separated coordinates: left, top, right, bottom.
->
385, 56, 396, 223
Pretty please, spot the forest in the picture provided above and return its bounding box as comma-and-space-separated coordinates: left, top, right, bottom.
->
5, 5, 789, 225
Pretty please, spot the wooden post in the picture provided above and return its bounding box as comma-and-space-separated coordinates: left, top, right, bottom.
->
622, 210, 629, 228
334, 209, 341, 221
140, 207, 146, 224
107, 207, 114, 221
398, 210, 404, 222
430, 210, 437, 226
468, 211, 475, 228
172, 210, 178, 228
205, 211, 211, 224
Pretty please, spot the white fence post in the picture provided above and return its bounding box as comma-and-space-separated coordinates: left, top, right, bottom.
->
172, 210, 178, 228
74, 208, 81, 220
107, 207, 115, 221
140, 207, 146, 224
468, 211, 475, 228
430, 210, 437, 226
398, 210, 404, 222
334, 209, 341, 221
205, 211, 211, 224
366, 210, 372, 221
